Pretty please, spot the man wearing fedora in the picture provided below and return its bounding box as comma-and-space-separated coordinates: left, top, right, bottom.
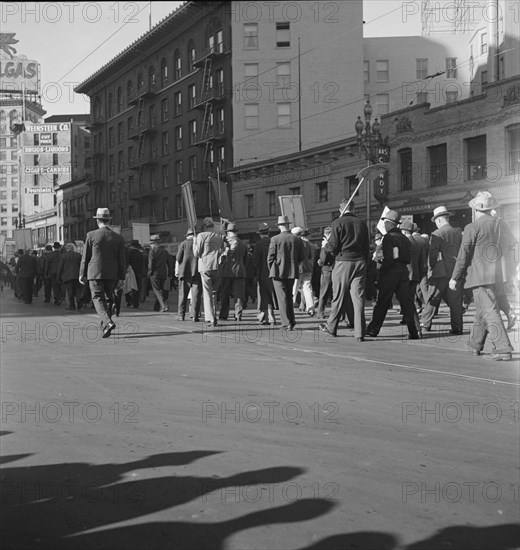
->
80, 208, 126, 338
15, 249, 38, 304
44, 241, 63, 305
148, 235, 170, 312
420, 206, 463, 334
193, 217, 226, 327
450, 191, 515, 361
126, 240, 146, 308
267, 215, 304, 330
252, 222, 277, 325
366, 209, 421, 339
176, 228, 201, 321
399, 221, 422, 332
219, 223, 248, 321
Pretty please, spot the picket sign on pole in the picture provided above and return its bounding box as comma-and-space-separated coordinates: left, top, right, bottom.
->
340, 162, 389, 218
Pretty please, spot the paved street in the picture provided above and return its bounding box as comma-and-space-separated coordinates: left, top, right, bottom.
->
1, 289, 519, 550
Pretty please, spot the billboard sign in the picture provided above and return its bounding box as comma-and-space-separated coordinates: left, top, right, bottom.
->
24, 123, 70, 132
25, 187, 53, 193
278, 195, 307, 229
24, 166, 71, 174
24, 146, 70, 154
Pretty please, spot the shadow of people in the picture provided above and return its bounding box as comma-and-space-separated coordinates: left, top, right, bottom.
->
1, 451, 307, 550
298, 531, 398, 550
67, 498, 336, 550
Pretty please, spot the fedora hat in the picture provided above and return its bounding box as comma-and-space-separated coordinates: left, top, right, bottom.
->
149, 235, 160, 242
431, 206, 453, 222
93, 207, 112, 220
53, 242, 61, 249
257, 222, 270, 234
468, 191, 499, 212
202, 217, 214, 227
130, 239, 141, 247
185, 229, 194, 237
400, 221, 414, 232
382, 210, 401, 224
277, 215, 290, 225
291, 226, 304, 236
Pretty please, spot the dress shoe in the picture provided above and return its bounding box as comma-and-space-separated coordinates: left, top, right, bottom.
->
206, 320, 218, 327
399, 319, 407, 325
193, 317, 200, 322
420, 324, 431, 332
307, 309, 316, 317
344, 323, 354, 329
177, 315, 185, 321
355, 337, 364, 342
161, 306, 169, 312
282, 325, 294, 331
449, 329, 463, 335
366, 331, 378, 337
407, 334, 421, 340
102, 321, 116, 339
485, 352, 512, 361
319, 323, 336, 337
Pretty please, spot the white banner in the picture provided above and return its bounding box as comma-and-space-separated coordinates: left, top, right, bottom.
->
24, 146, 70, 153
24, 165, 70, 174
25, 187, 53, 193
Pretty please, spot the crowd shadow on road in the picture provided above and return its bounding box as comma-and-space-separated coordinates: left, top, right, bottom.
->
1, 449, 336, 550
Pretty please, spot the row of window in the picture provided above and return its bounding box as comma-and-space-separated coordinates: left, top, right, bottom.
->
0, 190, 18, 201
363, 57, 458, 83
0, 137, 18, 148
399, 126, 519, 189
0, 150, 17, 161
0, 204, 18, 213
243, 22, 291, 49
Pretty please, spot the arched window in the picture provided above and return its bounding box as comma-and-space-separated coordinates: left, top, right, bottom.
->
9, 109, 19, 128
174, 49, 181, 80
126, 80, 133, 104
93, 96, 101, 119
108, 92, 114, 117
187, 40, 196, 70
149, 65, 156, 88
161, 57, 168, 87
137, 72, 144, 91
117, 87, 123, 112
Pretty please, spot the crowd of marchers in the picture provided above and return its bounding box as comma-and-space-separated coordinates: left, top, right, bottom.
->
4, 191, 518, 359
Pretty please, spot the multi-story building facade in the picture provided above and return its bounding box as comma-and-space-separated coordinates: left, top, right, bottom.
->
75, 0, 364, 243
381, 75, 519, 238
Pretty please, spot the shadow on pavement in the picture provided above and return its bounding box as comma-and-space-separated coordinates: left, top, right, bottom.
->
0, 450, 322, 550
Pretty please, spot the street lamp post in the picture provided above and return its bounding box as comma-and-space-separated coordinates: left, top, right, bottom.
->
355, 100, 382, 234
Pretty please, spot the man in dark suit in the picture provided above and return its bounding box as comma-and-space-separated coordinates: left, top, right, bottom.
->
15, 249, 38, 304
399, 221, 421, 332
316, 227, 334, 319
148, 234, 170, 312
80, 208, 126, 338
267, 215, 304, 331
57, 243, 82, 311
126, 240, 146, 308
420, 206, 463, 334
44, 242, 63, 305
176, 229, 201, 321
252, 222, 277, 325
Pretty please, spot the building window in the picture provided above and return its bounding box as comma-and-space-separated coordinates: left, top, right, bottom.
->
208, 34, 215, 53
175, 194, 183, 219
126, 80, 133, 104
399, 148, 413, 191
481, 32, 487, 55
481, 70, 488, 89
150, 167, 157, 189
33, 134, 39, 145
174, 49, 181, 80
416, 58, 428, 80
118, 151, 124, 171
267, 191, 276, 216
277, 62, 290, 86
216, 68, 224, 94
174, 91, 182, 116
149, 65, 156, 88
53, 133, 58, 145
245, 194, 254, 217
316, 181, 328, 203
506, 124, 520, 175
162, 164, 169, 188
245, 63, 259, 83
161, 98, 169, 122
216, 107, 224, 134
187, 39, 196, 69
244, 23, 258, 49
118, 122, 124, 143
189, 120, 197, 144
375, 93, 389, 115
446, 58, 457, 78
137, 72, 144, 91
416, 92, 429, 104
188, 84, 196, 109
33, 175, 39, 186
276, 22, 290, 47
161, 131, 169, 156
32, 194, 39, 206
189, 155, 197, 180
175, 160, 183, 185
465, 135, 487, 181
290, 186, 300, 195
108, 92, 114, 117
428, 144, 447, 187
277, 103, 291, 127
344, 175, 359, 198
245, 104, 259, 129
162, 197, 169, 221
161, 57, 168, 86
364, 60, 369, 82
376, 60, 389, 82
109, 155, 114, 175
117, 87, 123, 112
446, 90, 458, 103
217, 29, 223, 52
175, 126, 182, 150
108, 127, 114, 148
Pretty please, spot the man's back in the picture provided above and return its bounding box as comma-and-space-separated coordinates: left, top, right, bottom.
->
329, 213, 369, 262
149, 246, 169, 279
268, 232, 304, 279
193, 230, 224, 272
222, 236, 248, 278
177, 239, 198, 279
430, 224, 462, 277
81, 226, 125, 280
58, 251, 81, 282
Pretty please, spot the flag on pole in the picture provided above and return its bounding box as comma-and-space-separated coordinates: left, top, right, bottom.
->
181, 181, 197, 232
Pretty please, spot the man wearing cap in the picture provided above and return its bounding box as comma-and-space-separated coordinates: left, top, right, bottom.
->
366, 210, 420, 339
268, 215, 304, 330
44, 242, 63, 305
176, 228, 201, 321
450, 192, 515, 361
319, 199, 369, 340
219, 223, 248, 321
193, 217, 226, 327
252, 222, 277, 325
399, 221, 422, 332
126, 240, 146, 308
15, 249, 38, 304
420, 206, 463, 334
148, 235, 170, 312
80, 208, 126, 338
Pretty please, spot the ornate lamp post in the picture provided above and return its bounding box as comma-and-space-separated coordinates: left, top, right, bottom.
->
355, 100, 383, 233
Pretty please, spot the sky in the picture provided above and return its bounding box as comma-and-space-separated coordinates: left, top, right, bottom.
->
1, 1, 423, 116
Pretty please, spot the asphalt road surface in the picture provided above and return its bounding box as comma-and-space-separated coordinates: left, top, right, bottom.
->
1, 289, 519, 550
